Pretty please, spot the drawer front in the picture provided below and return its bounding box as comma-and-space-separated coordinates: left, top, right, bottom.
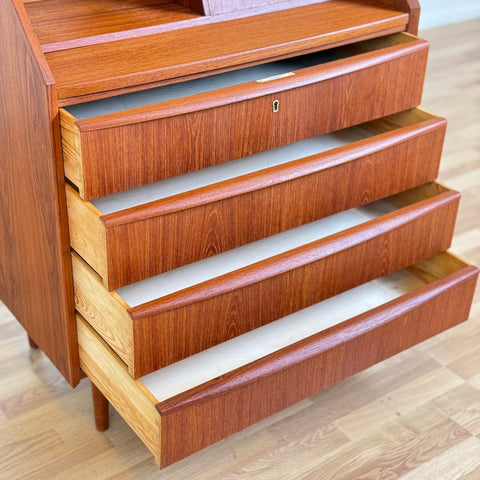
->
67, 109, 447, 291
61, 33, 429, 200
77, 253, 479, 468
73, 183, 460, 378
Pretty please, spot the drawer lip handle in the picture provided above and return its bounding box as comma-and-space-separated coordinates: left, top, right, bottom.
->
71, 39, 429, 132
155, 264, 480, 416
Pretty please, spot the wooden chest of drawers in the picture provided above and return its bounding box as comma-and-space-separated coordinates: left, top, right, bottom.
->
0, 0, 478, 469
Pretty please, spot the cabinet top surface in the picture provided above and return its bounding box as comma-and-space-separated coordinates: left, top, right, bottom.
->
25, 0, 409, 103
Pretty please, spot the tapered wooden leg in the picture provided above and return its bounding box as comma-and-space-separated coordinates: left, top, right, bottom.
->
91, 382, 109, 431
27, 334, 38, 349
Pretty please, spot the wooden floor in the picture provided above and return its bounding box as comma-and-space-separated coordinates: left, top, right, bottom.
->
1, 19, 479, 480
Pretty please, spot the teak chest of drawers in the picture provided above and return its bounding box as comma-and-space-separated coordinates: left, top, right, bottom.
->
0, 0, 478, 468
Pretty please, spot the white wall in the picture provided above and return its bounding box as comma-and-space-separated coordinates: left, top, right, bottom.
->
419, 0, 480, 30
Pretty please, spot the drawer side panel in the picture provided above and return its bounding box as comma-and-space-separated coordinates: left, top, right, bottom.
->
77, 317, 161, 465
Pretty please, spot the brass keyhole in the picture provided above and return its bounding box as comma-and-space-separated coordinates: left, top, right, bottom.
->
272, 99, 280, 113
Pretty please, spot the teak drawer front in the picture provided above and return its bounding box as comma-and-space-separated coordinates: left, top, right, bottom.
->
67, 109, 447, 291
77, 252, 479, 467
73, 183, 459, 378
60, 33, 429, 200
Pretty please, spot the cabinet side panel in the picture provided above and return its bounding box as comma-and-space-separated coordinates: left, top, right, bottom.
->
0, 0, 79, 385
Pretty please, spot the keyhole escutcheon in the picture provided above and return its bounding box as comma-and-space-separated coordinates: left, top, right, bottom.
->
272, 99, 280, 113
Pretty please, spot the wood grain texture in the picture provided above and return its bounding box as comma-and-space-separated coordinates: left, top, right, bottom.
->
157, 262, 479, 466
73, 184, 460, 377
1, 19, 478, 478
0, 0, 79, 385
70, 110, 446, 290
66, 185, 108, 282
25, 0, 200, 45
62, 35, 428, 199
77, 317, 162, 466
75, 253, 480, 468
35, 1, 404, 55
71, 252, 134, 369
45, 1, 409, 101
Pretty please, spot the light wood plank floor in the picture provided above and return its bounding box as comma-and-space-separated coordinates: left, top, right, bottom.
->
1, 19, 479, 480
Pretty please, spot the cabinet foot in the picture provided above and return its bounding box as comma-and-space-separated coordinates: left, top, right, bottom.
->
27, 335, 38, 349
91, 382, 109, 431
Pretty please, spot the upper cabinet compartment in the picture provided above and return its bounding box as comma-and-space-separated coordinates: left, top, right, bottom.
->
25, 0, 202, 45
23, 0, 418, 103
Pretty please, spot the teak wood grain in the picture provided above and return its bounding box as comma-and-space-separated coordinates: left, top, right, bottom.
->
25, 0, 200, 45
156, 260, 479, 466
0, 0, 79, 385
25, 1, 419, 55
27, 1, 401, 55
44, 1, 409, 101
67, 110, 447, 290
73, 184, 460, 378
78, 318, 162, 465
77, 252, 479, 468
60, 34, 428, 200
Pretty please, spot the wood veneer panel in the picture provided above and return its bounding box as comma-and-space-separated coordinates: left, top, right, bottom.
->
157, 262, 479, 466
77, 317, 162, 465
129, 187, 458, 376
68, 111, 446, 290
25, 0, 200, 44
62, 35, 428, 199
45, 1, 409, 101
0, 0, 79, 385
73, 184, 460, 377
37, 1, 396, 54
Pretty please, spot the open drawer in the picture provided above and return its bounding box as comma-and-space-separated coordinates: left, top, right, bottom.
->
67, 108, 447, 290
73, 182, 460, 377
78, 251, 479, 467
60, 32, 429, 200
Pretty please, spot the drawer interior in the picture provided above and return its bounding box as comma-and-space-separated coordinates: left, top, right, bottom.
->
78, 250, 478, 466
112, 182, 449, 308
139, 252, 471, 401
85, 108, 437, 214
74, 180, 459, 376
140, 267, 427, 401
63, 32, 418, 121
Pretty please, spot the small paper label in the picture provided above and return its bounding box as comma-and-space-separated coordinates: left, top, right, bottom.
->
256, 72, 295, 83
